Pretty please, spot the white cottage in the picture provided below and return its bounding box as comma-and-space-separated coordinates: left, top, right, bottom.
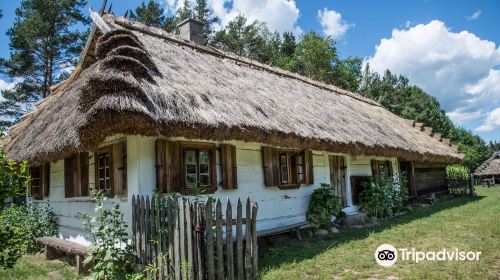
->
2, 15, 462, 246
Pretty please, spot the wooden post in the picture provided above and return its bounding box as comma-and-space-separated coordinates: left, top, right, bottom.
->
206, 199, 215, 280
245, 198, 252, 280
236, 199, 243, 280
216, 199, 224, 280
226, 199, 234, 280
251, 202, 258, 279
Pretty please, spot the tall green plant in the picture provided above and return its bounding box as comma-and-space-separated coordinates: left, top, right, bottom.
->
359, 174, 408, 218
0, 150, 29, 210
79, 189, 134, 280
307, 183, 341, 229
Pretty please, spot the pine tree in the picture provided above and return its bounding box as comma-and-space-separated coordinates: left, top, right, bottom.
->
129, 0, 176, 32
193, 0, 219, 40
176, 0, 194, 22
0, 0, 88, 129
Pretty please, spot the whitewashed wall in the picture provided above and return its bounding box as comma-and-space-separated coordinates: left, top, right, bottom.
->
37, 135, 399, 245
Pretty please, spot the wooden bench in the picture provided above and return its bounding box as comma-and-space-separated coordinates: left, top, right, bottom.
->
36, 236, 88, 274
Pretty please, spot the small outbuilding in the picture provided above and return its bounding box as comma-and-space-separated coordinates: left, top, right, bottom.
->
474, 151, 500, 186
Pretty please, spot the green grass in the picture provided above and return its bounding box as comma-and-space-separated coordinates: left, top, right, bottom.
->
0, 254, 80, 280
259, 187, 500, 279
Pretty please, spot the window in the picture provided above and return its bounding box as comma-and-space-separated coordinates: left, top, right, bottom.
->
262, 147, 313, 188
30, 163, 50, 199
181, 143, 216, 194
278, 151, 305, 187
97, 152, 112, 192
185, 150, 211, 188
371, 160, 393, 177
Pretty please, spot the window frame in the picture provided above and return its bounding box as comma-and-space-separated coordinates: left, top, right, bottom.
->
277, 149, 305, 189
180, 142, 216, 195
95, 145, 115, 196
29, 166, 43, 199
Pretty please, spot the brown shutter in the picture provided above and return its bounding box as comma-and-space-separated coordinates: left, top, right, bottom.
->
371, 160, 378, 176
113, 142, 127, 195
304, 149, 314, 184
64, 155, 76, 198
221, 144, 237, 189
43, 163, 50, 197
80, 152, 89, 196
386, 160, 393, 177
262, 147, 279, 187
156, 139, 167, 192
165, 141, 182, 193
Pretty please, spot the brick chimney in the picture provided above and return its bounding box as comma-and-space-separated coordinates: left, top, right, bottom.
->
177, 18, 205, 44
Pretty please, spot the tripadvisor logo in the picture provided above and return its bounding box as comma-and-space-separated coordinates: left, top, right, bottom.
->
375, 244, 481, 267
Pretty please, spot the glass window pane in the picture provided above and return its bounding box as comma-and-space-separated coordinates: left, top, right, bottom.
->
186, 164, 196, 174
199, 175, 209, 186
199, 163, 209, 174
186, 151, 196, 164
186, 174, 196, 187
199, 151, 209, 164
296, 155, 303, 164
280, 154, 288, 183
298, 173, 304, 181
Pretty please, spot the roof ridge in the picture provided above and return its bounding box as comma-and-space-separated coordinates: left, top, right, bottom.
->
105, 15, 383, 108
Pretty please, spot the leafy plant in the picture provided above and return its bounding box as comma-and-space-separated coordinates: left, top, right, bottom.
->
0, 203, 58, 253
0, 150, 30, 210
78, 189, 135, 280
446, 165, 470, 181
307, 183, 341, 229
0, 224, 25, 268
359, 174, 408, 218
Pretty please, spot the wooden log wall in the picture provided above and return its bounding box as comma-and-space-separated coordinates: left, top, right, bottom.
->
132, 195, 258, 279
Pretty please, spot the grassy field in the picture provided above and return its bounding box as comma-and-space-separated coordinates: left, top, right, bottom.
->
1, 187, 498, 279
259, 187, 500, 279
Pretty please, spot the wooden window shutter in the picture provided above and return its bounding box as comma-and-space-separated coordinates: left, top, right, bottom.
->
80, 152, 89, 196
165, 141, 182, 193
386, 160, 393, 177
371, 160, 378, 176
42, 163, 50, 197
113, 142, 127, 196
221, 144, 237, 189
262, 147, 279, 187
156, 139, 167, 192
304, 150, 314, 184
64, 155, 76, 198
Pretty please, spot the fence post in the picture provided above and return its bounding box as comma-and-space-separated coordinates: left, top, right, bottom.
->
226, 199, 234, 280
206, 199, 215, 280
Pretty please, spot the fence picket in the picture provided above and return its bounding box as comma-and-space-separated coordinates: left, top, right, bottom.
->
226, 199, 234, 280
215, 199, 224, 280
185, 200, 194, 280
206, 199, 215, 280
245, 198, 252, 280
251, 202, 258, 279
236, 198, 244, 280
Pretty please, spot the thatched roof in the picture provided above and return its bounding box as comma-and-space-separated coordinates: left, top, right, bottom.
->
2, 15, 463, 164
474, 151, 500, 176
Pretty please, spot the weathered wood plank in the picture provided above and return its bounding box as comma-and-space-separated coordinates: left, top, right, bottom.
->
178, 197, 186, 277
195, 202, 204, 280
245, 198, 252, 280
236, 199, 244, 280
251, 202, 258, 279
206, 199, 215, 280
215, 199, 224, 280
173, 198, 181, 280
185, 200, 194, 280
226, 199, 234, 280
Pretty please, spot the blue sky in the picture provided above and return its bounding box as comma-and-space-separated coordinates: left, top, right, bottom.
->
0, 0, 499, 142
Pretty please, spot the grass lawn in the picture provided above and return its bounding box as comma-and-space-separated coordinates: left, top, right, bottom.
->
259, 187, 500, 279
1, 187, 498, 279
0, 254, 80, 280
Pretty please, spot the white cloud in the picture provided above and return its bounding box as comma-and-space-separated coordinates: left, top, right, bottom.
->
447, 109, 481, 124
476, 107, 500, 132
365, 20, 500, 136
466, 10, 481, 21
317, 8, 353, 39
0, 79, 17, 92
166, 0, 302, 35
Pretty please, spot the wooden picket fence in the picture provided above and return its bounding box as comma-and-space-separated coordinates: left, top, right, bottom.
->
131, 195, 258, 280
447, 176, 474, 196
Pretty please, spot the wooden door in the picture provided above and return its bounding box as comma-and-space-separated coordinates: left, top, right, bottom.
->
329, 155, 347, 208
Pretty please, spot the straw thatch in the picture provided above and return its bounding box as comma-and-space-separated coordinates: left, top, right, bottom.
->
474, 151, 500, 176
2, 15, 463, 164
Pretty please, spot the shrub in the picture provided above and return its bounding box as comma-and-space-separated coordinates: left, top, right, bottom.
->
79, 189, 135, 280
0, 224, 25, 268
307, 183, 341, 229
0, 203, 58, 253
359, 174, 408, 218
0, 150, 29, 210
446, 165, 470, 181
